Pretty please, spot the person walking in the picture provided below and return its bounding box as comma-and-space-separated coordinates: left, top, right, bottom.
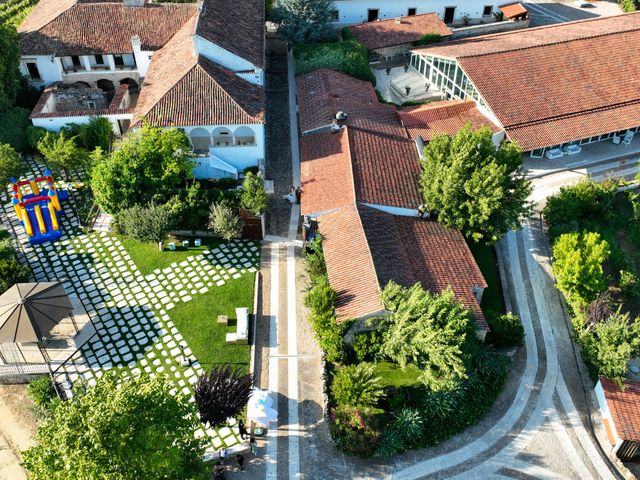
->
249, 436, 258, 456
238, 419, 248, 440
295, 187, 301, 204
236, 454, 245, 471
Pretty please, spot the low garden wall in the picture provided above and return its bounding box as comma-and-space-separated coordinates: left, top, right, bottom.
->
451, 19, 529, 40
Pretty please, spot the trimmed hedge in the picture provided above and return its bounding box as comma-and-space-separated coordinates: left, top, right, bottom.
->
294, 40, 376, 86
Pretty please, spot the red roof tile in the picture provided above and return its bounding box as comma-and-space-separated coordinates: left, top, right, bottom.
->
300, 129, 355, 215
133, 15, 263, 127
348, 13, 452, 51
319, 204, 488, 327
600, 377, 640, 443
296, 69, 379, 133
19, 0, 197, 55
412, 12, 640, 151
498, 3, 528, 19
319, 204, 385, 320
399, 100, 500, 141
196, 0, 264, 69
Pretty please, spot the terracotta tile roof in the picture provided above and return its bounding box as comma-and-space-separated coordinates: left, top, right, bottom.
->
319, 204, 488, 328
300, 126, 421, 215
498, 2, 528, 19
399, 100, 501, 141
19, 0, 198, 56
348, 13, 452, 51
296, 69, 380, 133
412, 12, 640, 151
133, 15, 263, 127
319, 204, 385, 320
300, 129, 354, 216
359, 204, 488, 329
196, 0, 264, 68
600, 377, 640, 443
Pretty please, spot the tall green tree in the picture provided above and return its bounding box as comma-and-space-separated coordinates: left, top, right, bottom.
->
552, 230, 610, 307
275, 0, 336, 43
381, 282, 477, 391
21, 372, 208, 480
208, 202, 242, 242
0, 143, 22, 192
91, 124, 193, 213
420, 125, 531, 244
0, 23, 20, 111
37, 131, 89, 179
240, 171, 269, 215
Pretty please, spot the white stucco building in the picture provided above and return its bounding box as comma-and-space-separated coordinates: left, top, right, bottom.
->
18, 0, 265, 179
331, 0, 501, 26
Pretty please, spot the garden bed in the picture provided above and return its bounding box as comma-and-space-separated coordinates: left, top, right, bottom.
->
293, 40, 376, 85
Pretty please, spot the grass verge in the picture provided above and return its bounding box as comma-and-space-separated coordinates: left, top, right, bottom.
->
467, 240, 505, 314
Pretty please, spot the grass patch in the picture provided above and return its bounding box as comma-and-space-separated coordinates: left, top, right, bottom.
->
168, 273, 254, 372
373, 361, 421, 388
117, 235, 223, 276
467, 240, 505, 314
293, 40, 376, 85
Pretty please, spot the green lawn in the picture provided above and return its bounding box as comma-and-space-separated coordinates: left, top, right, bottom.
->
168, 273, 254, 372
117, 235, 223, 276
373, 361, 421, 388
466, 241, 505, 314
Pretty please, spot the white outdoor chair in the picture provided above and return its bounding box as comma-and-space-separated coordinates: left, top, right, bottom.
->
612, 135, 621, 145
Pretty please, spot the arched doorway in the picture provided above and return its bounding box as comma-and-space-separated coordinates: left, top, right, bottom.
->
96, 79, 115, 93
234, 126, 255, 146
190, 127, 212, 152
120, 78, 139, 93
71, 81, 91, 89
212, 127, 233, 147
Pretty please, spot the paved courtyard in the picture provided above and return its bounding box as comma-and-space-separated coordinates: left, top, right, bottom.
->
1, 159, 260, 455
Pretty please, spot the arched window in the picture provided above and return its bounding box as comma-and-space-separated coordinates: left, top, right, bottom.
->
96, 79, 115, 93
234, 126, 255, 146
212, 127, 233, 147
190, 127, 211, 152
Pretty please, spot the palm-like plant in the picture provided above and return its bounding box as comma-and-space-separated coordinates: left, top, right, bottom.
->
331, 363, 383, 409
194, 366, 253, 427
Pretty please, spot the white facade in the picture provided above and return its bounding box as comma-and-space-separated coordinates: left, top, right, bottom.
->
31, 113, 132, 135
332, 0, 497, 26
19, 55, 63, 87
193, 35, 264, 86
183, 124, 265, 178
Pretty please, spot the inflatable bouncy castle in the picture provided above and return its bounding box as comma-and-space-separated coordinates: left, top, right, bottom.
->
10, 169, 69, 245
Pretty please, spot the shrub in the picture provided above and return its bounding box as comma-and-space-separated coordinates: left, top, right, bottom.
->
331, 363, 384, 409
208, 202, 242, 242
0, 106, 30, 152
620, 270, 640, 299
194, 366, 253, 428
329, 405, 381, 457
341, 26, 353, 40
294, 40, 376, 85
0, 142, 22, 190
28, 376, 56, 414
62, 117, 112, 151
0, 257, 29, 294
240, 171, 268, 215
25, 126, 48, 150
303, 235, 325, 280
486, 312, 525, 348
305, 274, 346, 362
37, 131, 90, 178
351, 329, 385, 361
620, 0, 637, 12
413, 33, 441, 46
580, 312, 640, 386
114, 203, 175, 244
543, 179, 618, 241
552, 231, 610, 308
376, 407, 424, 456
276, 0, 336, 43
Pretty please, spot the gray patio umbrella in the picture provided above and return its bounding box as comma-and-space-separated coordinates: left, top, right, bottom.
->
0, 282, 73, 343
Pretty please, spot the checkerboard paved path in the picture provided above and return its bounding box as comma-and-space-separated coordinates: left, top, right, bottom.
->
1, 159, 259, 453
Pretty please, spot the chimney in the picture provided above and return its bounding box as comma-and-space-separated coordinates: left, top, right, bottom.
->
335, 111, 347, 122
394, 17, 402, 24
124, 0, 145, 7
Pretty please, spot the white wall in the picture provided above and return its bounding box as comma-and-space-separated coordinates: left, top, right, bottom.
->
131, 36, 153, 78
32, 113, 132, 135
182, 124, 265, 175
193, 35, 264, 86
333, 0, 495, 25
19, 55, 63, 87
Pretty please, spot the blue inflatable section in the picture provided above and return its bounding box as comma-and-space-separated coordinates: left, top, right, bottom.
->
18, 190, 68, 245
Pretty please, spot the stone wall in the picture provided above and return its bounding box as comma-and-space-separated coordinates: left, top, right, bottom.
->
451, 19, 529, 39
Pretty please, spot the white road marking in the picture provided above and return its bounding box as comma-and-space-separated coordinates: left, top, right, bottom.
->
287, 242, 300, 479
265, 242, 279, 479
